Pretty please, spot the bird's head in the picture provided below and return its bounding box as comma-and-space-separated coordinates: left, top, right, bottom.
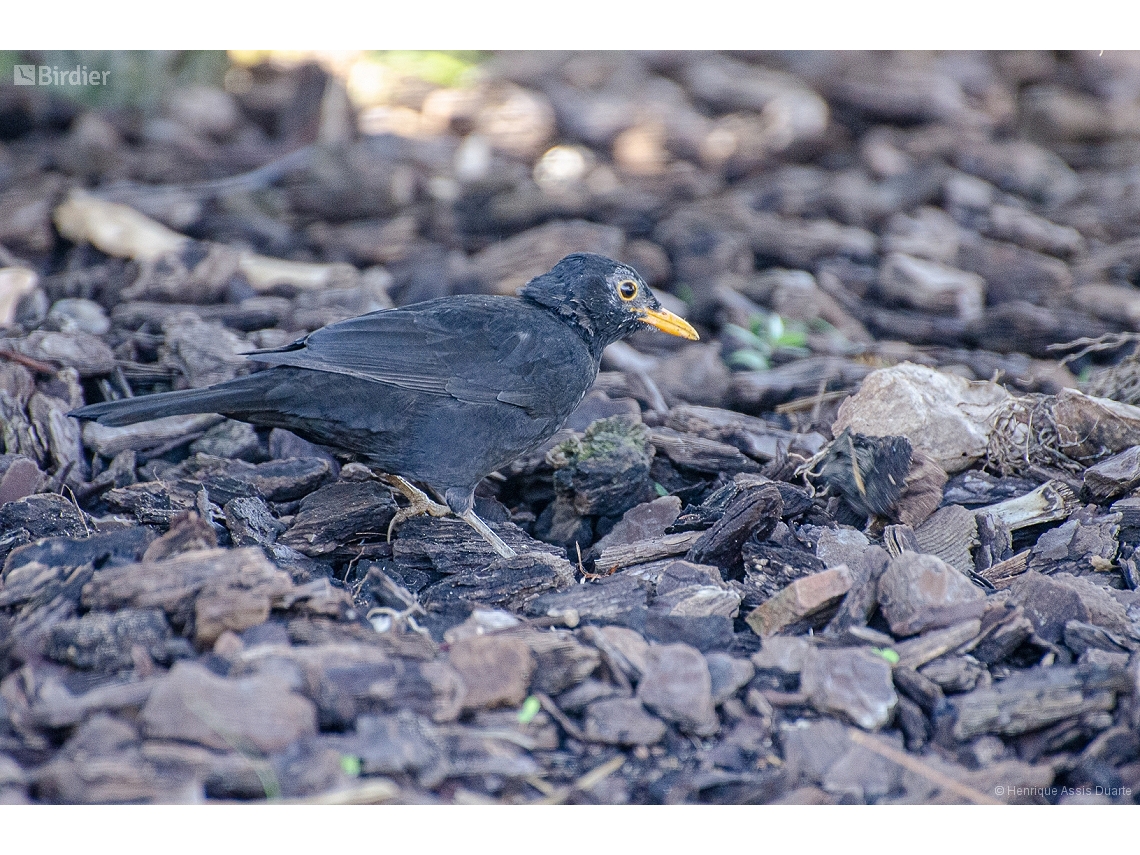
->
521, 253, 699, 350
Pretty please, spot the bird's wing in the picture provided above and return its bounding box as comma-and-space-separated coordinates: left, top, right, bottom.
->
246, 297, 581, 415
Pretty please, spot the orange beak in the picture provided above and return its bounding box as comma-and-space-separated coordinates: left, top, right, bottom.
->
638, 306, 699, 340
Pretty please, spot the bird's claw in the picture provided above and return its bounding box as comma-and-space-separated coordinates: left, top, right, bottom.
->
386, 501, 451, 541
380, 473, 516, 559
378, 471, 513, 558
382, 475, 451, 542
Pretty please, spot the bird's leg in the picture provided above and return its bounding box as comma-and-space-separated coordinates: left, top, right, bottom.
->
382, 474, 451, 541
382, 475, 518, 560
444, 486, 518, 560
458, 508, 517, 560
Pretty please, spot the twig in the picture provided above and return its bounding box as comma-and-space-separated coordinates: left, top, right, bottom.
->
632, 369, 668, 415
535, 691, 588, 742
95, 145, 315, 206
1047, 332, 1140, 366
761, 690, 808, 706
573, 754, 626, 792
0, 349, 58, 375
112, 365, 135, 399
288, 780, 399, 805
536, 754, 626, 805
525, 776, 557, 797
845, 728, 1002, 805
578, 627, 634, 692
135, 430, 208, 463
775, 389, 851, 414
61, 481, 91, 536
847, 431, 867, 498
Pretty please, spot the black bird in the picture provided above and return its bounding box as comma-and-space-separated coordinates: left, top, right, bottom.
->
71, 253, 699, 558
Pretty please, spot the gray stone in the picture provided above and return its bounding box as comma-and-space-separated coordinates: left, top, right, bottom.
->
746, 567, 854, 636
1084, 445, 1140, 501
918, 655, 988, 694
779, 718, 852, 785
523, 629, 603, 696
1025, 515, 1119, 577
46, 298, 111, 335
636, 642, 719, 736
750, 636, 816, 674
584, 698, 667, 746
595, 625, 651, 676
447, 634, 536, 711
800, 648, 898, 730
877, 552, 985, 637
160, 313, 250, 388
878, 252, 985, 321
1063, 620, 1136, 656
813, 526, 870, 569
654, 560, 727, 594
705, 652, 756, 704
352, 711, 439, 775
189, 419, 262, 461
652, 583, 741, 619
141, 661, 317, 754
0, 455, 45, 505
556, 678, 627, 714
1079, 648, 1131, 669
34, 746, 190, 804
590, 495, 682, 556
822, 733, 906, 801
881, 206, 962, 263
14, 330, 116, 376
1010, 571, 1132, 644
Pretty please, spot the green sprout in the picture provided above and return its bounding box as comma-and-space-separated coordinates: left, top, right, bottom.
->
517, 695, 542, 724
870, 647, 900, 665
724, 312, 810, 371
340, 754, 363, 777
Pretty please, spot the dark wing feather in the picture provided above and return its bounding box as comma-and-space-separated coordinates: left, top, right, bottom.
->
246, 296, 582, 416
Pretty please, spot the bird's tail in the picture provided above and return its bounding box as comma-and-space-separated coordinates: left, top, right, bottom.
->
70, 376, 267, 427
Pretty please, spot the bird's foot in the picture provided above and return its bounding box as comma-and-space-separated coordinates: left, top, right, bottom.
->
383, 475, 452, 541
381, 474, 517, 560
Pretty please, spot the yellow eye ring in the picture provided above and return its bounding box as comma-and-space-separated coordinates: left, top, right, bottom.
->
617, 280, 639, 301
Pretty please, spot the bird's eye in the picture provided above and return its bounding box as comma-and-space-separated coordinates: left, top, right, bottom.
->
617, 280, 639, 301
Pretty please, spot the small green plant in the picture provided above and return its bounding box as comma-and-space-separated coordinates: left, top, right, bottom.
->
870, 647, 900, 665
340, 754, 363, 777
724, 313, 810, 371
517, 695, 541, 724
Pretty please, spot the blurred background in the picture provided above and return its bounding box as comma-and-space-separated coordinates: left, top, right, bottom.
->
4, 50, 1140, 412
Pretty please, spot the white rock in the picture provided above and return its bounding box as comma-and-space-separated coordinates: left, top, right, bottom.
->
832, 362, 1011, 474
